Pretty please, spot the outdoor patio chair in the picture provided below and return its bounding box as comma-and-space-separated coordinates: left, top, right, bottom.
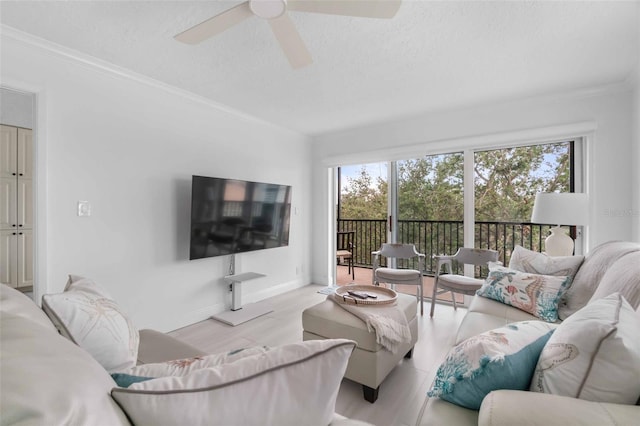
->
337, 231, 355, 280
430, 247, 499, 317
372, 243, 425, 316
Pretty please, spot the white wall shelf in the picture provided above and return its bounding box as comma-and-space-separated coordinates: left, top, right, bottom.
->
211, 271, 272, 326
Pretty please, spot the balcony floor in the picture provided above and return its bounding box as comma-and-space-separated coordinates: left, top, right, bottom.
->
336, 265, 463, 304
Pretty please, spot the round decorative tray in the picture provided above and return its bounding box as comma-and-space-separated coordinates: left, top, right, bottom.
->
333, 285, 397, 306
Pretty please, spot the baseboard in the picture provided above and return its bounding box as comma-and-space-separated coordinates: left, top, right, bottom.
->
164, 301, 227, 333
242, 278, 307, 305
165, 278, 309, 332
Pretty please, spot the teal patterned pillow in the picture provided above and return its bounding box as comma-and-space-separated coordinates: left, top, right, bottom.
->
476, 264, 570, 322
111, 373, 154, 388
428, 321, 556, 410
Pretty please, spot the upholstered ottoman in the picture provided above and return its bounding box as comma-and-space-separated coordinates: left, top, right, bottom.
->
302, 292, 418, 403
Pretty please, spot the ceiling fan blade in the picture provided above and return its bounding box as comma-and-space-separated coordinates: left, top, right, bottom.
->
268, 14, 313, 69
175, 1, 253, 44
287, 0, 401, 19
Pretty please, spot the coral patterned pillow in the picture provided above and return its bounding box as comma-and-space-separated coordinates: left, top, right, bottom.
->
477, 265, 570, 322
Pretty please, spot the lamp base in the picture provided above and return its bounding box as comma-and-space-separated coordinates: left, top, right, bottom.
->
544, 226, 574, 257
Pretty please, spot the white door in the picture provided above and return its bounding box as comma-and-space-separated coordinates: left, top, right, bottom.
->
17, 128, 33, 178
17, 229, 33, 288
0, 230, 17, 287
0, 178, 17, 230
0, 126, 17, 179
17, 178, 33, 230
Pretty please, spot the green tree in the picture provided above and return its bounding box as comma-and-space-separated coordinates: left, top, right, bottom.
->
474, 143, 570, 222
398, 154, 464, 221
340, 167, 387, 219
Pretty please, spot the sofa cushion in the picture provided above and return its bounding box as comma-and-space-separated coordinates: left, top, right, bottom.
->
509, 245, 584, 279
588, 251, 640, 309
476, 265, 569, 322
479, 390, 640, 426
111, 339, 356, 426
0, 311, 130, 425
137, 328, 207, 364
0, 283, 56, 332
559, 241, 640, 320
42, 275, 139, 373
531, 293, 640, 404
428, 321, 556, 410
123, 346, 271, 377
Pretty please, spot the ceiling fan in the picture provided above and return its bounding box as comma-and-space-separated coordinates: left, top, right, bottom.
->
174, 0, 402, 69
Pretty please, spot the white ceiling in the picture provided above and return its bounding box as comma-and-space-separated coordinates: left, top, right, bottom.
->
1, 1, 638, 136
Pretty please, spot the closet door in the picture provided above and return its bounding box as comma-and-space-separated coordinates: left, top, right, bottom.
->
17, 179, 33, 230
0, 125, 17, 178
0, 178, 17, 230
17, 128, 33, 178
0, 125, 34, 289
0, 230, 17, 287
17, 229, 33, 288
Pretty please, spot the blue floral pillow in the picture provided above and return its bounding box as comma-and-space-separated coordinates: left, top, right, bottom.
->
428, 321, 556, 410
476, 264, 570, 322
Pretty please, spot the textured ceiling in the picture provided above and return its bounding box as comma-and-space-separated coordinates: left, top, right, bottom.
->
1, 1, 638, 135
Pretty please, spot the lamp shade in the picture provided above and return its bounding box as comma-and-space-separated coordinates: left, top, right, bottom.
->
531, 193, 589, 226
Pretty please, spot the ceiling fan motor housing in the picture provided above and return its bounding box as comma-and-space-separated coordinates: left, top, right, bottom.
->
250, 0, 287, 19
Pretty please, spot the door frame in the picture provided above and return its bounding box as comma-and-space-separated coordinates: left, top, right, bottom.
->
1, 83, 48, 304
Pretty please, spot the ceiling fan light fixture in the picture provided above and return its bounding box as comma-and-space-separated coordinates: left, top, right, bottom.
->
249, 0, 287, 20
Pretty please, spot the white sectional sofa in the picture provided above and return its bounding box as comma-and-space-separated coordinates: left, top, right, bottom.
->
0, 282, 367, 426
417, 241, 640, 426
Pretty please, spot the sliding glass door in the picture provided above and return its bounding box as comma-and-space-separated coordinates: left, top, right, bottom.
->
336, 162, 388, 285
333, 138, 581, 305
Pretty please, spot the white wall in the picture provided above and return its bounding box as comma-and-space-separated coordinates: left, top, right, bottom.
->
311, 87, 637, 284
1, 31, 313, 332
633, 69, 640, 242
632, 9, 640, 242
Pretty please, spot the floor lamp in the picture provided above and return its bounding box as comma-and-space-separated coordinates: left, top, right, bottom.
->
531, 192, 589, 256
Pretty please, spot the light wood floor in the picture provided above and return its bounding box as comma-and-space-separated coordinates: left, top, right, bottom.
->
169, 284, 467, 426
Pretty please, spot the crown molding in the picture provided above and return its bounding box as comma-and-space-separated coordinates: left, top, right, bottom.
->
0, 24, 307, 137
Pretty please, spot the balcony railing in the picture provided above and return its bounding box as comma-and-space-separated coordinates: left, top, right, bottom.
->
337, 219, 562, 276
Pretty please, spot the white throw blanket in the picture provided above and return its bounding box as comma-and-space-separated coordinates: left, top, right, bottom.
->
328, 294, 412, 354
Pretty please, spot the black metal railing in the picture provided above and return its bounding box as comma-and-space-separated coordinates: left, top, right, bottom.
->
338, 219, 561, 277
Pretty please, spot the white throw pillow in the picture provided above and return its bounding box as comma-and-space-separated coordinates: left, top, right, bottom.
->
530, 293, 640, 404
111, 339, 356, 426
42, 275, 139, 373
509, 245, 584, 278
120, 346, 271, 377
558, 241, 640, 320
588, 251, 640, 310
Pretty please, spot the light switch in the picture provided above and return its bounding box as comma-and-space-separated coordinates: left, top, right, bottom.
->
78, 201, 91, 217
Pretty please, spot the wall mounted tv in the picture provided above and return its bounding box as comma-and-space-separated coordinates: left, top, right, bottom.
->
189, 175, 292, 260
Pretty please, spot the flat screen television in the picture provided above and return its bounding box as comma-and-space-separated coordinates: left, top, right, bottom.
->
189, 175, 292, 260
